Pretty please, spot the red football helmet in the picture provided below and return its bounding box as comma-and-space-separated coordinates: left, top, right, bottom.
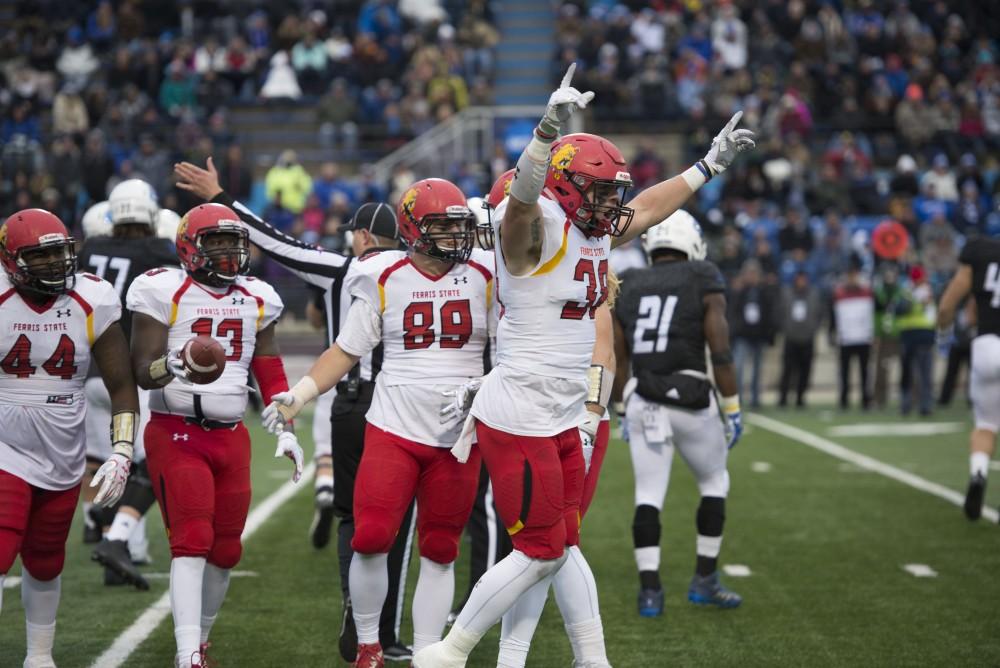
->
0, 209, 77, 295
397, 178, 477, 263
176, 203, 250, 285
543, 133, 634, 237
486, 168, 517, 209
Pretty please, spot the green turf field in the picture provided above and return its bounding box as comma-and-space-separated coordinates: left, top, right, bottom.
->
3, 405, 1000, 667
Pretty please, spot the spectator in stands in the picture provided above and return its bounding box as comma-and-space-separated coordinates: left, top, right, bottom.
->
218, 145, 254, 204
712, 1, 748, 70
292, 26, 328, 96
312, 162, 355, 211
265, 150, 312, 214
777, 207, 814, 256
130, 133, 170, 196
895, 84, 934, 150
833, 256, 875, 410
2, 102, 41, 144
921, 154, 958, 202
52, 82, 89, 138
263, 190, 296, 233
779, 269, 822, 408
48, 134, 82, 224
890, 154, 920, 198
730, 259, 776, 409
86, 0, 117, 52
872, 263, 903, 409
317, 79, 359, 152
260, 51, 301, 100
896, 266, 936, 416
81, 128, 114, 204
921, 213, 960, 289
159, 60, 196, 118
57, 26, 99, 85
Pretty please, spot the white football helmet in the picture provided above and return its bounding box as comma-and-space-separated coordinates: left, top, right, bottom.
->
642, 209, 707, 261
155, 208, 181, 241
467, 197, 488, 228
81, 200, 112, 238
108, 179, 159, 228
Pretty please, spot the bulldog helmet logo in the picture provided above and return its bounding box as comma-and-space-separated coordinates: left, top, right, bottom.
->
550, 143, 579, 179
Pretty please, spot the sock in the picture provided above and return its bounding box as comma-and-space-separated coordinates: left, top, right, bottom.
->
170, 557, 206, 667
554, 547, 607, 663
497, 574, 551, 668
314, 474, 334, 491
411, 557, 454, 654
349, 552, 388, 645
454, 549, 566, 636
971, 452, 990, 478
696, 496, 725, 576
105, 512, 138, 543
200, 563, 231, 644
128, 516, 149, 562
22, 570, 60, 658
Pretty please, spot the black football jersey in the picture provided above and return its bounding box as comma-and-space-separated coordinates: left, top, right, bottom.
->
78, 235, 179, 340
615, 259, 725, 375
960, 238, 1000, 337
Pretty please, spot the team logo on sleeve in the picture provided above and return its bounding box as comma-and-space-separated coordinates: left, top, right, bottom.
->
550, 143, 579, 179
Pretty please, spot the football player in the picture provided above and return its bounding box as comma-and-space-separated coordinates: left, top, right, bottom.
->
416, 64, 754, 668
78, 178, 179, 589
613, 210, 744, 617
265, 178, 495, 668
126, 203, 303, 668
0, 209, 138, 668
937, 236, 1000, 520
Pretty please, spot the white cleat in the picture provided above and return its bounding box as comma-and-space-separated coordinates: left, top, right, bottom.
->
24, 656, 57, 668
412, 642, 467, 668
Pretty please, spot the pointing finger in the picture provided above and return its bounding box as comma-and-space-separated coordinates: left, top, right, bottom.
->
724, 110, 744, 133
560, 62, 576, 89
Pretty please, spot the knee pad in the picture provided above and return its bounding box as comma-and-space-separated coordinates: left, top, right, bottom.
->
696, 497, 726, 537
697, 470, 730, 499
21, 548, 65, 581
208, 536, 243, 569
418, 529, 459, 564
510, 515, 567, 561
351, 520, 395, 555
632, 504, 661, 548
170, 518, 214, 558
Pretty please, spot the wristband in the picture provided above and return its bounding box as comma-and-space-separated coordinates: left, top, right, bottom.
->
111, 410, 137, 460
585, 364, 614, 409
721, 394, 740, 415
148, 354, 171, 384
681, 161, 712, 191
289, 375, 320, 407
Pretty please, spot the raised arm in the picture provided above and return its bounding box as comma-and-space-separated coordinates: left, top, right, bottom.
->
502, 64, 593, 275
613, 112, 756, 248
175, 158, 348, 289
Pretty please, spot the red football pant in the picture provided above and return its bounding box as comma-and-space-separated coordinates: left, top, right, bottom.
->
580, 419, 610, 519
476, 422, 585, 560
0, 469, 80, 580
144, 413, 252, 569
352, 424, 480, 564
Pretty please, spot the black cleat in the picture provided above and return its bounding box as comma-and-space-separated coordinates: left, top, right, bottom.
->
310, 486, 335, 549
92, 539, 149, 590
965, 473, 986, 521
383, 642, 413, 662
339, 596, 358, 663
83, 523, 102, 545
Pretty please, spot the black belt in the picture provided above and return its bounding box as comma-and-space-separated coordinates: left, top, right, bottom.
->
187, 394, 239, 430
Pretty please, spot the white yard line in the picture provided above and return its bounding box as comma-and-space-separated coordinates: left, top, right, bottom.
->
827, 422, 964, 437
89, 462, 315, 668
747, 414, 998, 523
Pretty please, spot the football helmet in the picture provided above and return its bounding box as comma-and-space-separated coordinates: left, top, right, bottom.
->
176, 204, 250, 285
109, 179, 159, 228
486, 168, 517, 209
0, 209, 77, 295
82, 200, 112, 238
643, 209, 706, 261
397, 178, 477, 263
467, 196, 494, 250
543, 133, 634, 238
156, 208, 181, 241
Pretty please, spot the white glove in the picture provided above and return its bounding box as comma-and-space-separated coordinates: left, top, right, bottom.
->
262, 392, 296, 435
274, 431, 304, 483
91, 453, 132, 507
166, 346, 192, 385
542, 63, 595, 132
579, 411, 601, 474
702, 111, 756, 176
440, 378, 483, 424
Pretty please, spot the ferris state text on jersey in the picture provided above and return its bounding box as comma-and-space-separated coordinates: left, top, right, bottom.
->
126, 266, 283, 424
341, 247, 494, 447
0, 271, 121, 490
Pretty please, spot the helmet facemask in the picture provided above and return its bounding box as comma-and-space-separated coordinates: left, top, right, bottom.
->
412, 210, 477, 264
569, 173, 635, 238
190, 226, 250, 286
12, 238, 77, 295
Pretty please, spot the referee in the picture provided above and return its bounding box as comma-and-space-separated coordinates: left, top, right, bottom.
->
175, 159, 416, 663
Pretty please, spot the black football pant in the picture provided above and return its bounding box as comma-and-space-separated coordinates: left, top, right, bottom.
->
779, 339, 814, 406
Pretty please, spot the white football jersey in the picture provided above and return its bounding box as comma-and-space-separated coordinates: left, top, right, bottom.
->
126, 267, 283, 423
337, 248, 494, 447
472, 196, 610, 436
0, 272, 121, 490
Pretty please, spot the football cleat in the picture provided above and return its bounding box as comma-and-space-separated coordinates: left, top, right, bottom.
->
964, 473, 986, 521
688, 572, 742, 609
637, 587, 664, 617
353, 642, 384, 668
310, 485, 335, 549
382, 642, 412, 662
83, 505, 105, 544
191, 642, 217, 668
412, 641, 468, 668
23, 656, 56, 668
339, 597, 358, 663
92, 539, 150, 590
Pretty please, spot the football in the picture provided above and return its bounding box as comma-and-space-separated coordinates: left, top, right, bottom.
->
181, 335, 226, 384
